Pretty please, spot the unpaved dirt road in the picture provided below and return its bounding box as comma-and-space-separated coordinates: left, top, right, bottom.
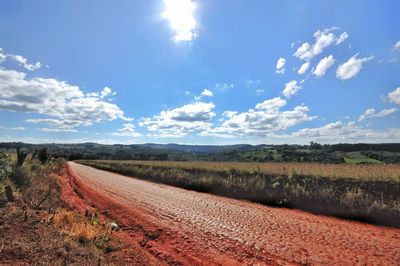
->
68, 162, 400, 265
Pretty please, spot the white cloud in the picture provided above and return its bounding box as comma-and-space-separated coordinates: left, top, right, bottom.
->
0, 135, 135, 145
0, 68, 131, 131
393, 41, 400, 51
336, 54, 374, 80
201, 89, 213, 97
293, 28, 348, 61
0, 48, 6, 64
38, 128, 78, 133
0, 125, 25, 131
358, 108, 397, 122
0, 48, 43, 71
139, 102, 215, 137
200, 97, 315, 138
86, 92, 99, 97
198, 127, 236, 138
111, 123, 142, 137
336, 32, 349, 45
255, 97, 287, 110
388, 87, 400, 105
215, 83, 234, 91
282, 80, 301, 98
256, 89, 264, 95
297, 62, 310, 75
194, 89, 213, 101
100, 86, 116, 99
290, 121, 400, 143
222, 111, 238, 118
244, 79, 260, 88
275, 57, 286, 74
11, 55, 42, 71
162, 0, 197, 42
313, 55, 335, 77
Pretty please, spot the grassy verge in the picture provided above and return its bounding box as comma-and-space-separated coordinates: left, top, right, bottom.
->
0, 154, 155, 265
78, 160, 400, 227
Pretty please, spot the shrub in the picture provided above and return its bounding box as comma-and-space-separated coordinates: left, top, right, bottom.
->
10, 166, 30, 187
0, 153, 12, 182
38, 148, 49, 164
16, 147, 28, 167
0, 153, 12, 193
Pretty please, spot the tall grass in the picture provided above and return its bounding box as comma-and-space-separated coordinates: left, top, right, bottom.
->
89, 160, 400, 181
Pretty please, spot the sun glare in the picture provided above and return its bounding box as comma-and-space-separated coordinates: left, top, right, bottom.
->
162, 0, 197, 42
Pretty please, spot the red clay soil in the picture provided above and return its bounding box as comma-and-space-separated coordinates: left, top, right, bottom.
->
63, 162, 400, 265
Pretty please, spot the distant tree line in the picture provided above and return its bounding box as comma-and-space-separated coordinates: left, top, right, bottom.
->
0, 142, 399, 164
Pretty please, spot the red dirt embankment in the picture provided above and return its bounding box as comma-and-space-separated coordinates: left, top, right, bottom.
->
63, 162, 400, 265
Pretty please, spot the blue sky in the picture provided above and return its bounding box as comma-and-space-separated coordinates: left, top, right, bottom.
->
0, 0, 399, 144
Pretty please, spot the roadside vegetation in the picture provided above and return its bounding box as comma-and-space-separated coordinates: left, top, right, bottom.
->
0, 149, 153, 265
78, 160, 400, 227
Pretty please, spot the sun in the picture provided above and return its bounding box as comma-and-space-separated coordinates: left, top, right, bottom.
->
162, 0, 197, 42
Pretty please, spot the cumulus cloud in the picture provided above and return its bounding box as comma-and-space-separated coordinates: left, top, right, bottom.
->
0, 48, 6, 64
111, 123, 142, 137
139, 102, 215, 137
393, 41, 400, 51
222, 111, 238, 118
290, 121, 400, 143
201, 89, 213, 97
100, 86, 116, 99
194, 89, 213, 101
162, 0, 197, 42
313, 55, 335, 77
0, 48, 42, 71
336, 54, 374, 80
297, 62, 310, 75
11, 54, 42, 71
388, 87, 400, 105
293, 28, 348, 61
275, 57, 286, 74
200, 97, 315, 138
358, 108, 397, 122
0, 68, 131, 131
282, 80, 301, 98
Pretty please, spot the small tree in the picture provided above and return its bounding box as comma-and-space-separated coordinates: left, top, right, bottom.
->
0, 153, 14, 201
16, 147, 28, 167
38, 147, 49, 164
0, 153, 12, 183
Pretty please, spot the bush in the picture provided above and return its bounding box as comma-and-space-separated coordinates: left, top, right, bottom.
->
10, 167, 30, 187
0, 153, 12, 183
38, 148, 49, 164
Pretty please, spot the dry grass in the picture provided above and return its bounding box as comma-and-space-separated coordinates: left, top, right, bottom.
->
49, 208, 111, 244
93, 160, 400, 181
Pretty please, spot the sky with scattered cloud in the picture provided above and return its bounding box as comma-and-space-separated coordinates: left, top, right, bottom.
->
0, 0, 399, 144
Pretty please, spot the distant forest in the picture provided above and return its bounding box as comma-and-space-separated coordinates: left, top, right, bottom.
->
1, 142, 400, 164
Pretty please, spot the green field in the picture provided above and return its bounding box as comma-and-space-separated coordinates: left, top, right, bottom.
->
343, 152, 382, 164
